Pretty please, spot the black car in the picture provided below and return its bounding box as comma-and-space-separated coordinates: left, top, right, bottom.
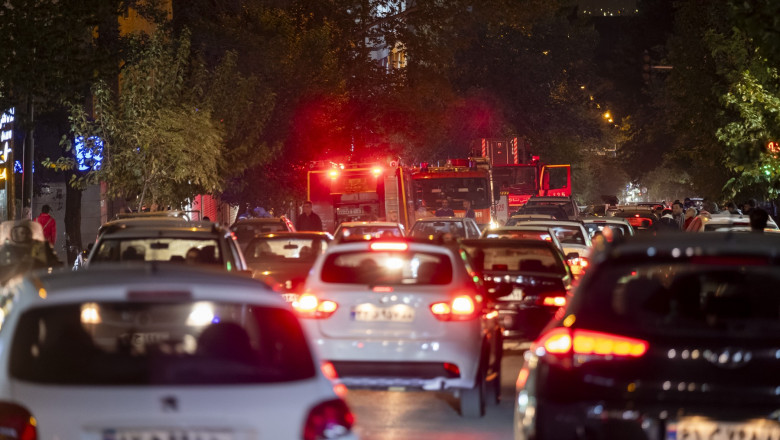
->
613, 209, 658, 234
514, 233, 780, 440
461, 239, 573, 343
243, 232, 332, 302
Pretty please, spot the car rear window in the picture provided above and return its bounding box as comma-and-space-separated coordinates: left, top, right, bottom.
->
462, 244, 566, 274
10, 302, 315, 385
576, 262, 780, 336
245, 237, 329, 262
321, 251, 453, 285
584, 223, 629, 238
410, 221, 466, 239
547, 226, 587, 246
483, 230, 554, 242
336, 226, 403, 242
91, 238, 224, 265
232, 223, 287, 243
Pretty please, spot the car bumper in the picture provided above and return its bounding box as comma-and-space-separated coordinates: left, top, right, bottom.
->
514, 396, 780, 440
497, 305, 557, 341
307, 333, 482, 391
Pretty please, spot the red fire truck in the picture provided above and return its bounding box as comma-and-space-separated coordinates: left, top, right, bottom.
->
307, 161, 411, 233
480, 138, 572, 210
405, 158, 494, 228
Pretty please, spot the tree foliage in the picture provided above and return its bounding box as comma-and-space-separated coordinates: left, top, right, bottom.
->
51, 30, 247, 211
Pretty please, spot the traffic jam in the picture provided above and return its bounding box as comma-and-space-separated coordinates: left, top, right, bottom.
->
1, 140, 779, 440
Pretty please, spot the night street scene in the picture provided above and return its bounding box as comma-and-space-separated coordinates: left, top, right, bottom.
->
1, 0, 780, 439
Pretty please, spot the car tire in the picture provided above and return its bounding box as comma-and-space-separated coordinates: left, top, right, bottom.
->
486, 356, 502, 405
459, 361, 486, 418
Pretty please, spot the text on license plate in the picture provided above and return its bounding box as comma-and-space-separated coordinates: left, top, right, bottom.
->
351, 304, 414, 322
103, 429, 233, 440
282, 293, 299, 303
668, 419, 780, 440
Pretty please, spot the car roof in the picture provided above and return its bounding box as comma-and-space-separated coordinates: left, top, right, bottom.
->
337, 222, 402, 228
97, 222, 229, 239
249, 231, 332, 239
601, 233, 780, 261
461, 238, 560, 250
113, 211, 191, 221
494, 225, 553, 231
513, 220, 584, 228
13, 264, 279, 307
583, 217, 631, 225
528, 196, 572, 201
231, 217, 289, 225
322, 239, 457, 255
414, 217, 467, 222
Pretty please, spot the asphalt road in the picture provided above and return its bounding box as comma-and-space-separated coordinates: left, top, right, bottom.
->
347, 348, 525, 440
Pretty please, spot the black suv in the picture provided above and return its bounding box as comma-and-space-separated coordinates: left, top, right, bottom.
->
514, 233, 780, 440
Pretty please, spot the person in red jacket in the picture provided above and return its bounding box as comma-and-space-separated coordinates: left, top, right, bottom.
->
35, 205, 56, 246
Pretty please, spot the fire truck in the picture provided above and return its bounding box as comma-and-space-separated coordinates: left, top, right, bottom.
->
479, 138, 572, 210
405, 158, 494, 228
307, 158, 495, 232
307, 161, 412, 233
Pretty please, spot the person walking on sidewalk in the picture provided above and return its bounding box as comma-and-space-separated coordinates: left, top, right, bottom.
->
35, 205, 57, 247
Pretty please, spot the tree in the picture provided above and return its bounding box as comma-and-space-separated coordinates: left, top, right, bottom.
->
52, 30, 235, 211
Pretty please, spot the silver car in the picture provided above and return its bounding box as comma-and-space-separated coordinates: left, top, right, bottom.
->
295, 239, 503, 417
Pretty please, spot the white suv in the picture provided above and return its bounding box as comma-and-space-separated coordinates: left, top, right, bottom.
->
0, 265, 356, 439
295, 239, 503, 417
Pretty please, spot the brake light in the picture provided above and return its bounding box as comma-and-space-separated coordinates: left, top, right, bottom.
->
293, 294, 339, 319
303, 399, 355, 440
430, 295, 478, 321
0, 403, 37, 440
535, 328, 648, 360
321, 362, 338, 381
542, 296, 567, 307
370, 242, 408, 251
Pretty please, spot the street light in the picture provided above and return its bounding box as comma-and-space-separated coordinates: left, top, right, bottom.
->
603, 111, 611, 120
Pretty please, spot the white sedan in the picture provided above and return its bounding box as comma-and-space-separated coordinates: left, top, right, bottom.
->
0, 264, 357, 440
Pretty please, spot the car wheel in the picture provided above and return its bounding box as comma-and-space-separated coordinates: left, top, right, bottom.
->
486, 357, 502, 405
459, 361, 486, 418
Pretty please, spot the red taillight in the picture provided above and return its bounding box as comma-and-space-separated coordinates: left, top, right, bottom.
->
293, 294, 338, 319
303, 399, 355, 440
535, 328, 648, 360
0, 403, 37, 440
369, 242, 408, 251
541, 296, 567, 307
430, 295, 477, 321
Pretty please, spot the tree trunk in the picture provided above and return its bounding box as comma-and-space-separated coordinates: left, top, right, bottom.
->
64, 184, 83, 266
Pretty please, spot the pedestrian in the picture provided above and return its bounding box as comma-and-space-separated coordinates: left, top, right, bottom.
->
72, 243, 93, 271
435, 199, 455, 217
35, 205, 56, 247
683, 207, 697, 230
671, 201, 685, 230
657, 211, 680, 233
296, 200, 323, 231
726, 201, 742, 216
749, 208, 769, 233
463, 199, 476, 219
743, 199, 756, 216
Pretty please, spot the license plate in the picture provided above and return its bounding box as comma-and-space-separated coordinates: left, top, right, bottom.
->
668, 419, 780, 440
501, 288, 523, 301
282, 293, 299, 303
351, 304, 414, 322
103, 429, 234, 440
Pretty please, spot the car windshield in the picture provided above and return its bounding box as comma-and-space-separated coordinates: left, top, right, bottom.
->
91, 238, 224, 266
335, 226, 402, 242
410, 221, 466, 239
244, 237, 328, 262
538, 226, 587, 246
321, 251, 453, 285
462, 244, 566, 274
483, 230, 554, 242
584, 223, 630, 238
10, 302, 315, 385
576, 262, 780, 337
232, 222, 287, 244
510, 206, 567, 220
